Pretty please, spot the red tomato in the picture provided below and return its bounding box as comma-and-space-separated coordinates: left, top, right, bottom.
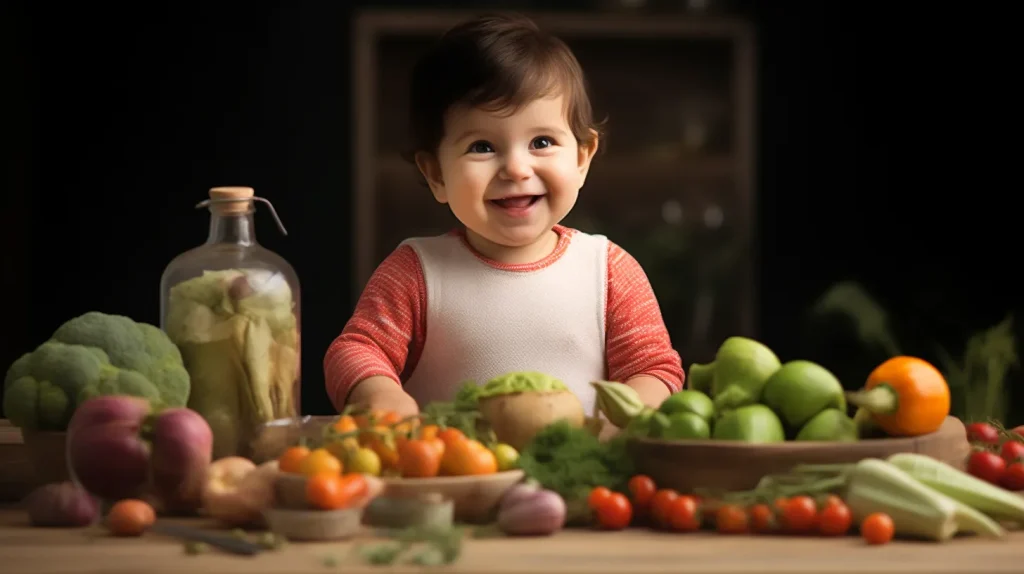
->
748, 504, 776, 533
966, 422, 1000, 445
649, 489, 679, 528
1000, 440, 1024, 463
594, 492, 633, 530
665, 495, 701, 532
588, 486, 613, 511
1011, 425, 1024, 440
818, 500, 852, 536
968, 451, 1007, 485
781, 496, 818, 533
627, 475, 657, 512
1000, 462, 1024, 491
715, 504, 749, 534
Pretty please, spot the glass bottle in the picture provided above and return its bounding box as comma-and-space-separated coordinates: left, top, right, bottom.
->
160, 186, 301, 460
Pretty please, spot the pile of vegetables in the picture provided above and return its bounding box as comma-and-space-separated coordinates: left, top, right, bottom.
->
163, 269, 300, 460
3, 312, 191, 431
595, 336, 952, 443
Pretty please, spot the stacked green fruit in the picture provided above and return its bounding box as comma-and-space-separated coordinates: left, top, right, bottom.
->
592, 336, 863, 444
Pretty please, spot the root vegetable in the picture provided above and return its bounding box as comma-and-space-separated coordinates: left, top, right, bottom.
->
201, 457, 277, 527
479, 391, 585, 451
24, 482, 99, 527
496, 482, 567, 536
150, 407, 214, 514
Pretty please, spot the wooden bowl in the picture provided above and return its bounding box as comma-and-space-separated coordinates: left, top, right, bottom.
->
381, 470, 525, 524
627, 416, 970, 493
263, 507, 364, 541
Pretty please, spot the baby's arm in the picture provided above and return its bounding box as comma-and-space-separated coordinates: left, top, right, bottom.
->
604, 241, 685, 408
323, 245, 426, 417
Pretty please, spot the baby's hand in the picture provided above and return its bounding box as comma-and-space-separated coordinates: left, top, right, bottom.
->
348, 376, 420, 418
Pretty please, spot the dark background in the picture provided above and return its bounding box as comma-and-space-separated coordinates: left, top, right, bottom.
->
3, 1, 1020, 421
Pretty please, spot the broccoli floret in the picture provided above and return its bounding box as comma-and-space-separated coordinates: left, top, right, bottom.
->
2, 311, 191, 431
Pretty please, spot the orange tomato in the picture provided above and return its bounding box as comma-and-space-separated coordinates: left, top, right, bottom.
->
587, 486, 613, 511
715, 504, 749, 534
299, 448, 343, 477
781, 496, 818, 533
860, 512, 895, 545
666, 495, 701, 532
106, 499, 156, 537
397, 438, 443, 478
849, 356, 951, 437
818, 499, 852, 536
417, 425, 445, 457
440, 438, 497, 475
437, 427, 466, 447
306, 473, 346, 510
332, 415, 358, 434
278, 445, 311, 474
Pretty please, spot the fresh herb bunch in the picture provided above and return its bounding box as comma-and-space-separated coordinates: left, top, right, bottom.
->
517, 420, 635, 523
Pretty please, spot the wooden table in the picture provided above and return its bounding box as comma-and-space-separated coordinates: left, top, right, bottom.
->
1, 509, 1022, 574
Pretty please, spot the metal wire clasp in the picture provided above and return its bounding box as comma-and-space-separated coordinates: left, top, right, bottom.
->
194, 196, 289, 236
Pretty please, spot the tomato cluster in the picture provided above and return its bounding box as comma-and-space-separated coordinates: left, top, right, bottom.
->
965, 422, 1024, 490
280, 409, 518, 485
586, 475, 895, 545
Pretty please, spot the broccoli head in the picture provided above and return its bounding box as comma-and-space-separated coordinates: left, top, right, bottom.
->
3, 311, 190, 430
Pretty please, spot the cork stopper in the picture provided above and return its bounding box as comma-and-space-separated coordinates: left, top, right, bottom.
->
208, 186, 255, 215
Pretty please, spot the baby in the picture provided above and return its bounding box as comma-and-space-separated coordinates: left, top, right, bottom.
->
324, 14, 684, 420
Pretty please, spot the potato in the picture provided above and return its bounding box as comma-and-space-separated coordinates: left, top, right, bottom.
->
478, 390, 585, 451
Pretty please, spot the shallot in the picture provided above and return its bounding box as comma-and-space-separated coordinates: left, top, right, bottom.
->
496, 482, 567, 536
24, 481, 99, 527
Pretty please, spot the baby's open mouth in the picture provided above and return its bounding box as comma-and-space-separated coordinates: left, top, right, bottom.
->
490, 195, 543, 209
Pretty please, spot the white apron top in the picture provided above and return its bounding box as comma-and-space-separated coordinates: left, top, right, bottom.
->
402, 231, 609, 415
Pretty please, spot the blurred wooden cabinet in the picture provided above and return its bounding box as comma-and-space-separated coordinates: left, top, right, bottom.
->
352, 10, 756, 362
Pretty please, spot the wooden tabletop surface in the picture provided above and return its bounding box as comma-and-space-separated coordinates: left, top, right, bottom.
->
1, 508, 1022, 574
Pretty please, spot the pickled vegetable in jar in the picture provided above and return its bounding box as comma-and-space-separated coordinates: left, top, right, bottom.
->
160, 186, 301, 460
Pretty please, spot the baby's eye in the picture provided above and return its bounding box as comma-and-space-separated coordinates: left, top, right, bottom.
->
467, 141, 494, 154
531, 136, 556, 149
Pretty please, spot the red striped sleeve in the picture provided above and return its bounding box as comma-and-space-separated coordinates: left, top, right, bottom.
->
323, 244, 427, 411
604, 241, 685, 391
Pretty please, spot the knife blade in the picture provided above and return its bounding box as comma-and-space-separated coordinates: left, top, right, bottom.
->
149, 521, 265, 556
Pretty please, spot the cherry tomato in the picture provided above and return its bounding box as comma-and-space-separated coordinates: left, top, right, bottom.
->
106, 499, 156, 537
968, 451, 1007, 484
437, 427, 467, 447
595, 492, 633, 530
966, 422, 1000, 445
1011, 425, 1024, 440
1000, 462, 1024, 491
666, 495, 701, 532
627, 475, 657, 511
440, 438, 498, 475
748, 503, 776, 533
299, 448, 344, 477
588, 486, 613, 511
397, 438, 443, 478
821, 494, 844, 509
715, 504, 749, 534
860, 512, 894, 545
1000, 440, 1024, 463
306, 472, 368, 510
332, 415, 358, 434
781, 496, 818, 533
773, 497, 789, 513
818, 499, 852, 536
649, 489, 679, 528
277, 445, 310, 474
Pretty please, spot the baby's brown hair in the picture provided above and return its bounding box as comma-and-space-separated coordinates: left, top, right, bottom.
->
406, 13, 603, 160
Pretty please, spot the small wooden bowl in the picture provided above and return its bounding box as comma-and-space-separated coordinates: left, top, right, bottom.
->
381, 470, 525, 524
263, 507, 364, 541
627, 416, 970, 493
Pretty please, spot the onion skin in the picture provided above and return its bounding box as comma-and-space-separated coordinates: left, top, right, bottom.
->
496, 485, 567, 536
25, 482, 99, 527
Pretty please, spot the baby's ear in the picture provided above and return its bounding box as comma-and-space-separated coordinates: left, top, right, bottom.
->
415, 151, 447, 203
577, 130, 600, 186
